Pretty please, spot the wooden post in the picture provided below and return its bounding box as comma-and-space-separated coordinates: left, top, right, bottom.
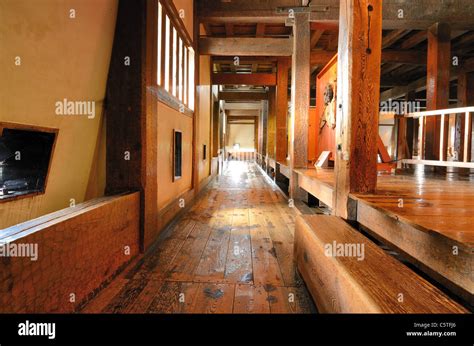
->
455, 72, 474, 161
267, 87, 277, 160
425, 23, 451, 160
192, 0, 200, 192
106, 0, 158, 251
333, 0, 382, 219
289, 12, 310, 200
276, 57, 289, 163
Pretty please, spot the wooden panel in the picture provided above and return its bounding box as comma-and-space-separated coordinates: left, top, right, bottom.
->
294, 215, 468, 313
0, 193, 140, 313
334, 0, 382, 218
212, 73, 276, 86
425, 23, 451, 160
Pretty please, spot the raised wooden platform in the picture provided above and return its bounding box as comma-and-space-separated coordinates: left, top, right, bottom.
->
295, 215, 468, 313
294, 168, 474, 305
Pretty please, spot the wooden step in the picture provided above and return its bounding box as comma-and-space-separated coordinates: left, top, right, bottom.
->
294, 215, 468, 313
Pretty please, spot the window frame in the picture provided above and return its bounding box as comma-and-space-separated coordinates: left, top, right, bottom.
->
0, 122, 58, 203
156, 0, 195, 115
173, 129, 183, 181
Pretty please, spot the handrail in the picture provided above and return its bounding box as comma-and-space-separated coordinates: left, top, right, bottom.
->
404, 106, 474, 118
398, 106, 474, 167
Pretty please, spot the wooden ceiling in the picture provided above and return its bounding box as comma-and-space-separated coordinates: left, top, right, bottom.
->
198, 0, 474, 99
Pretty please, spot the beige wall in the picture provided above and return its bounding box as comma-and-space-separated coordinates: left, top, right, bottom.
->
228, 124, 256, 150
157, 102, 193, 210
0, 0, 117, 229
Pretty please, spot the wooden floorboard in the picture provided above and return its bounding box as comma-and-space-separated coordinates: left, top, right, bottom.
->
82, 161, 315, 313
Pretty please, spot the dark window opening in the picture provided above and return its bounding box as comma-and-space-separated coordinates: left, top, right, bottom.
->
203, 144, 207, 160
173, 130, 182, 180
0, 127, 56, 200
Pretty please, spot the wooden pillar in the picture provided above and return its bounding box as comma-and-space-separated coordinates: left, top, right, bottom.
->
455, 72, 474, 162
289, 12, 310, 199
425, 23, 451, 160
267, 87, 277, 159
261, 99, 268, 165
192, 0, 200, 191
276, 57, 289, 163
105, 0, 158, 251
333, 0, 382, 219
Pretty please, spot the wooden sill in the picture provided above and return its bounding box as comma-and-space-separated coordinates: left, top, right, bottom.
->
148, 85, 194, 117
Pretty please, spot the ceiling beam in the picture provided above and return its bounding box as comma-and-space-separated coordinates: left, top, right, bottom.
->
213, 73, 277, 85
203, 38, 428, 65
256, 23, 266, 37
219, 91, 268, 101
310, 30, 324, 49
382, 29, 411, 48
200, 37, 292, 56
198, 1, 474, 30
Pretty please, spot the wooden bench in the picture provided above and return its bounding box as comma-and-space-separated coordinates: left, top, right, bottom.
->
294, 215, 468, 313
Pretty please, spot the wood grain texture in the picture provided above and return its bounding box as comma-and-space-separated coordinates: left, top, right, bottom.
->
289, 12, 311, 199
81, 162, 314, 313
295, 215, 468, 313
334, 0, 382, 218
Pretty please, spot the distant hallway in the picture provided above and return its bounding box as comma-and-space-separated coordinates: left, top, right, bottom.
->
82, 161, 316, 313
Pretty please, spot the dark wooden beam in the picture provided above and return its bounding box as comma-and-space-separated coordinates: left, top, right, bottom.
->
256, 23, 266, 37
225, 23, 234, 37
212, 73, 276, 85
382, 50, 426, 65
276, 57, 289, 163
334, 0, 382, 218
425, 23, 451, 160
219, 91, 268, 101
311, 30, 324, 49
106, 0, 158, 250
382, 29, 410, 48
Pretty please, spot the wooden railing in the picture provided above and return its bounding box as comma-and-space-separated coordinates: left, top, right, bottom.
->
399, 106, 474, 168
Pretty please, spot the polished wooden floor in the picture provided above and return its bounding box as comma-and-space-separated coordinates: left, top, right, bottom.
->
296, 167, 474, 246
82, 161, 315, 313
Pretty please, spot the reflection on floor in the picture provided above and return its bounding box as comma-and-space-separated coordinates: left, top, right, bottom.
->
82, 161, 316, 313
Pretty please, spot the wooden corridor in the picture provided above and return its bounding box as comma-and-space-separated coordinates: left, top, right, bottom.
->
82, 161, 316, 313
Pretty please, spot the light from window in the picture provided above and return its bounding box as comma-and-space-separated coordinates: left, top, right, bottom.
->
157, 3, 162, 85
164, 15, 171, 91
184, 47, 188, 105
188, 47, 195, 110
178, 38, 183, 101
172, 28, 177, 97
